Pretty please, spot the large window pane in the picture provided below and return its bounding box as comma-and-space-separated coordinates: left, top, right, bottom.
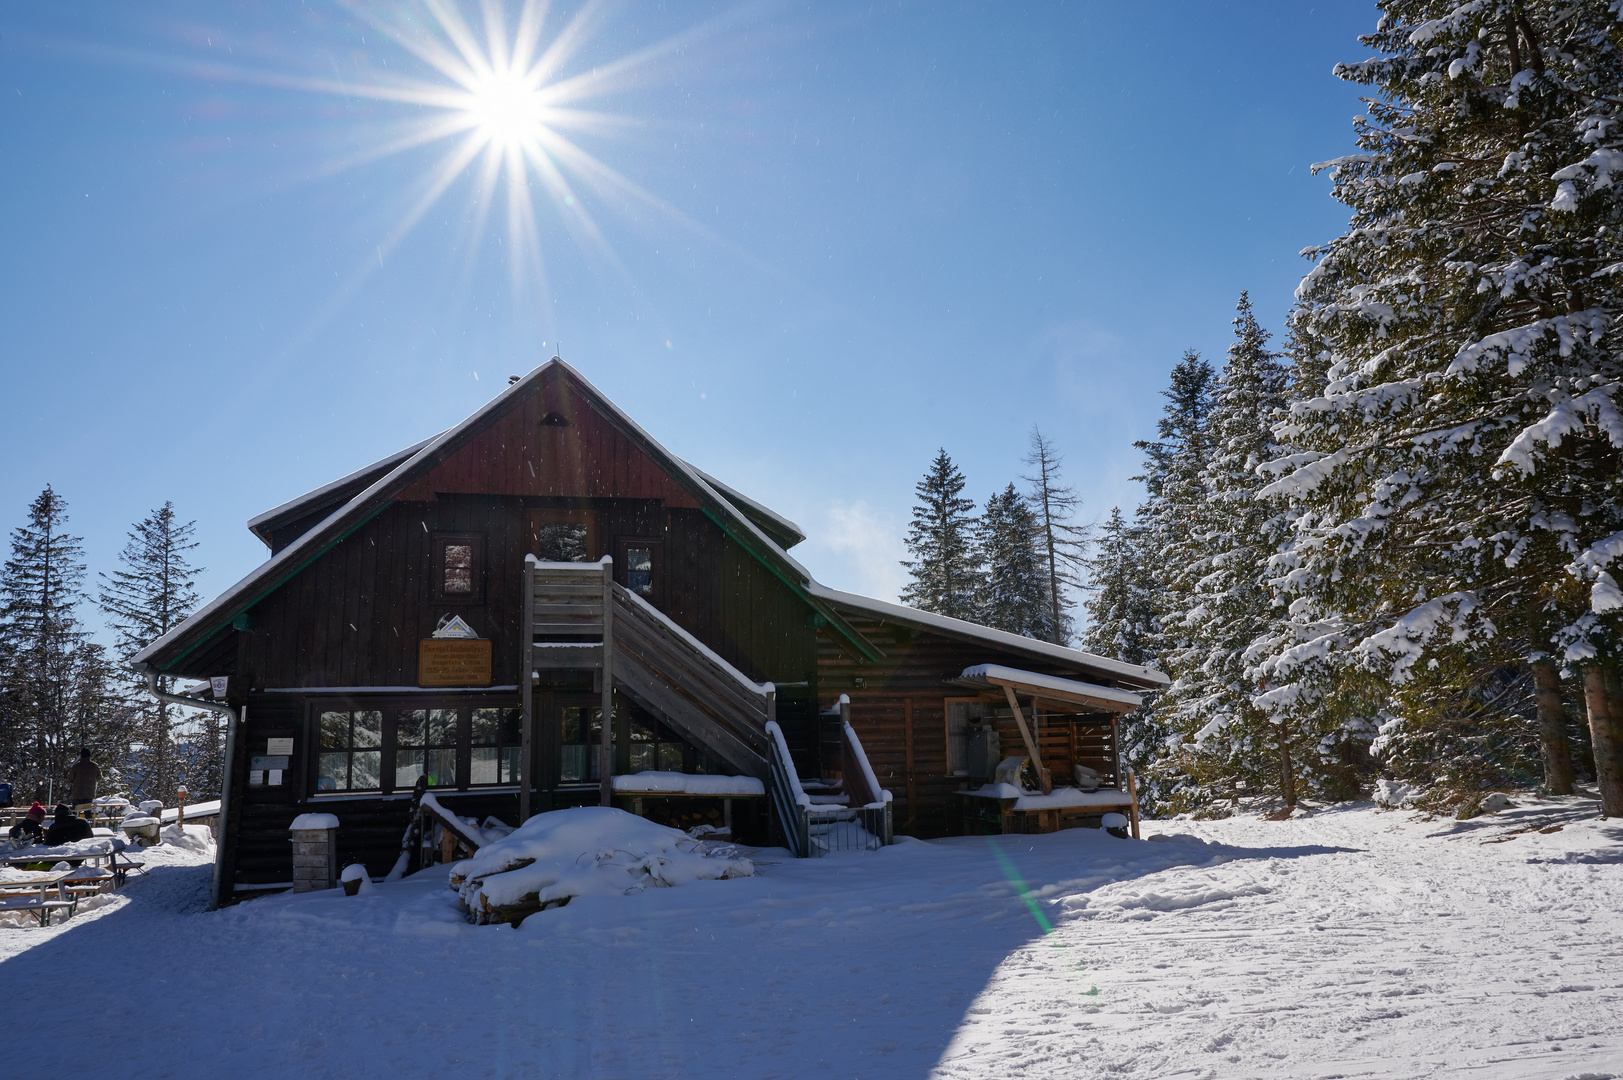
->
560, 744, 586, 783
443, 544, 473, 595
352, 751, 382, 790
317, 752, 349, 791
471, 708, 501, 744
396, 748, 425, 788
471, 747, 499, 785
428, 748, 456, 787
354, 711, 383, 748
427, 708, 458, 747
630, 744, 655, 772
319, 711, 349, 749
501, 746, 520, 784
626, 546, 653, 597
658, 743, 684, 771
397, 710, 426, 747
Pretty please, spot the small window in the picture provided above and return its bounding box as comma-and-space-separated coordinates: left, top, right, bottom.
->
616, 538, 661, 602
528, 509, 599, 562
316, 710, 383, 791
433, 533, 485, 603
559, 702, 622, 783
471, 706, 522, 785
396, 708, 459, 788
629, 716, 687, 773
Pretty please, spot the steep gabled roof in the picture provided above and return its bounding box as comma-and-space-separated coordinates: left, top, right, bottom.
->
135, 359, 875, 675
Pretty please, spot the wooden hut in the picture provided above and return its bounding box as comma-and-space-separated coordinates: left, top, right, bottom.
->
133, 360, 1166, 903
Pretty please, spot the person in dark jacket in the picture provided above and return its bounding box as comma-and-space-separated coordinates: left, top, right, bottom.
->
7, 802, 46, 843
66, 748, 100, 811
44, 803, 92, 845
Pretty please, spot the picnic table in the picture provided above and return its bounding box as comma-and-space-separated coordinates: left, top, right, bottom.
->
2, 839, 115, 871
0, 870, 81, 926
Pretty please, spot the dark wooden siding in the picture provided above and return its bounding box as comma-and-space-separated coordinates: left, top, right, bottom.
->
817, 612, 1138, 839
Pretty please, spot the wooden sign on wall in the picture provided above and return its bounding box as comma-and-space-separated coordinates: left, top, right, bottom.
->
418, 638, 493, 687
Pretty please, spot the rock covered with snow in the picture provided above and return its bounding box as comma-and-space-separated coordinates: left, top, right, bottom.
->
450, 806, 752, 923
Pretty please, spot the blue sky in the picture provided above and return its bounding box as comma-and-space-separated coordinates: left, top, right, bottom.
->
0, 1, 1373, 638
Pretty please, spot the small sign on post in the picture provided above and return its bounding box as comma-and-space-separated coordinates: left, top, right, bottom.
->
210, 676, 229, 700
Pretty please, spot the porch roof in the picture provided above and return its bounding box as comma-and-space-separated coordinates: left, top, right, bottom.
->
954, 663, 1144, 714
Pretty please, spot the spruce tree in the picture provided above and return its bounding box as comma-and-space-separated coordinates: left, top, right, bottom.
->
99, 501, 203, 803
0, 486, 89, 800
1258, 0, 1623, 812
1127, 351, 1215, 810
977, 483, 1051, 639
1081, 506, 1157, 668
900, 450, 982, 621
1021, 428, 1086, 644
1082, 505, 1168, 811
1161, 294, 1302, 810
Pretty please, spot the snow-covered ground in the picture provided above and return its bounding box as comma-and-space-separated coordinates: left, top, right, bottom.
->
1, 800, 1618, 1079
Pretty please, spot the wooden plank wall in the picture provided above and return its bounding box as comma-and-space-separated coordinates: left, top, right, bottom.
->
393, 376, 701, 507
817, 611, 1141, 838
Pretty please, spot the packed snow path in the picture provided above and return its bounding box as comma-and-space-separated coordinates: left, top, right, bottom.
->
0, 801, 1618, 1079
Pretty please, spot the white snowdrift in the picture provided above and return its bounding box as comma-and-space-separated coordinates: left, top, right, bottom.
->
450, 806, 752, 914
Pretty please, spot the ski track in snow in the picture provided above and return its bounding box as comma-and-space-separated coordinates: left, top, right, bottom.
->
1, 801, 1619, 1079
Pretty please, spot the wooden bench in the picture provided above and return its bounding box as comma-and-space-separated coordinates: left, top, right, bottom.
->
111, 855, 145, 886
0, 894, 75, 926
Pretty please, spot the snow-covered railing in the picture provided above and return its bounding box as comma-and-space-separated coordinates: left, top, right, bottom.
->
766, 713, 893, 858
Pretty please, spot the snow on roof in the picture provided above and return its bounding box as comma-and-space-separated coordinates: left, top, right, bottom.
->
809, 583, 1169, 689
245, 434, 438, 544
959, 663, 1144, 709
686, 465, 805, 548
134, 359, 848, 673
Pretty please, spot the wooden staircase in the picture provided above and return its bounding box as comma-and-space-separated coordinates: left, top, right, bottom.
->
520, 557, 775, 818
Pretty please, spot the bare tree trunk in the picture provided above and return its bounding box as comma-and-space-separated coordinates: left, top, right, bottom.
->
1531, 659, 1574, 795
1581, 665, 1623, 816
1277, 726, 1296, 810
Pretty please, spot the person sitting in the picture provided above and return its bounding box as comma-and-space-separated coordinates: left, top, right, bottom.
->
44, 803, 93, 845
7, 802, 46, 843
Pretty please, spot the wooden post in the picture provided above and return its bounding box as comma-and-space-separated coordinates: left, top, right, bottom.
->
903, 698, 916, 834
176, 786, 188, 830
520, 556, 534, 823
599, 556, 614, 808
1001, 685, 1051, 794
1111, 714, 1122, 789
1126, 768, 1141, 840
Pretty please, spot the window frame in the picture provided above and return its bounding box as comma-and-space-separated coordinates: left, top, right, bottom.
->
615, 537, 663, 605
306, 696, 521, 797
526, 508, 601, 563
431, 532, 486, 604
314, 708, 385, 793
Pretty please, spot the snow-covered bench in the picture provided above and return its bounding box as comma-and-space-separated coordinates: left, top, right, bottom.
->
0, 893, 75, 926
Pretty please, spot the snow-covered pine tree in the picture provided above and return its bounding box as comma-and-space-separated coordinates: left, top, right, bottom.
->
0, 486, 90, 800
1081, 504, 1168, 811
1129, 350, 1216, 808
1258, 0, 1623, 812
1022, 427, 1087, 644
1081, 506, 1157, 667
99, 501, 203, 803
900, 449, 982, 621
977, 483, 1052, 639
1163, 294, 1323, 811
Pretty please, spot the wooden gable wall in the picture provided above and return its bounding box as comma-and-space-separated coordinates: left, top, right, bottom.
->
229, 373, 815, 690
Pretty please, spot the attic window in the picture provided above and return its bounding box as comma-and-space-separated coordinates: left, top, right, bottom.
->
540, 411, 571, 427
433, 533, 485, 604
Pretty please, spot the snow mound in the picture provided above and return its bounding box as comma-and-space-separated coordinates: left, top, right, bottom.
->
450, 806, 752, 920
160, 823, 215, 853
1375, 779, 1416, 808
289, 813, 340, 831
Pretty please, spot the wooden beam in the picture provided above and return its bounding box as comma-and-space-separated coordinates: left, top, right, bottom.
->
1002, 685, 1051, 795
611, 653, 769, 779
903, 698, 916, 834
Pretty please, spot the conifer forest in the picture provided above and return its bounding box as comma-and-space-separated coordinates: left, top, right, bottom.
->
900, 0, 1623, 820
